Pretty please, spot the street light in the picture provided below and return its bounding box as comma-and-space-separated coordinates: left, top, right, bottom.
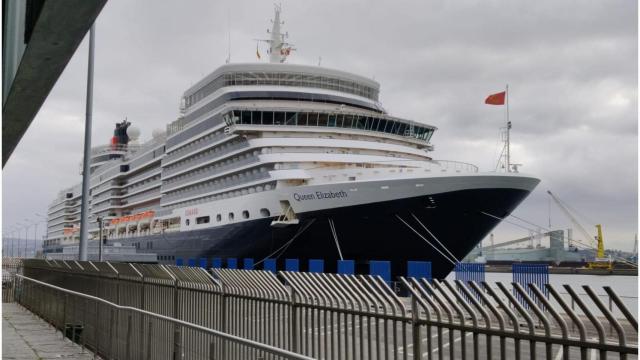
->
14, 222, 25, 258
34, 213, 47, 258
97, 216, 104, 261
23, 219, 31, 259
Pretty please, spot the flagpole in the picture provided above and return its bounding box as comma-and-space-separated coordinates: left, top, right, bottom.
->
505, 84, 510, 173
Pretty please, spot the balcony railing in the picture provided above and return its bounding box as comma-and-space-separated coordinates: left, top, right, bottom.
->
162, 140, 249, 178
162, 154, 260, 192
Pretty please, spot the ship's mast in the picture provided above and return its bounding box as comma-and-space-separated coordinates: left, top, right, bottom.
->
260, 4, 294, 63
269, 5, 283, 63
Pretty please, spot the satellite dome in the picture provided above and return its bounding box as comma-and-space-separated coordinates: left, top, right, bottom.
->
127, 126, 141, 141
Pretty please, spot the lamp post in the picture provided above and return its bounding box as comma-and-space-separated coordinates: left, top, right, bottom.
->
10, 229, 16, 257
15, 223, 25, 258
97, 217, 103, 261
34, 213, 46, 258
23, 219, 31, 258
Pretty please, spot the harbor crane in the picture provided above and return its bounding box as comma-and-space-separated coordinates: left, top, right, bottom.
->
547, 190, 612, 269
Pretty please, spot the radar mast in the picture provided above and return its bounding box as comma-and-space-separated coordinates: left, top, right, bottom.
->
260, 4, 295, 63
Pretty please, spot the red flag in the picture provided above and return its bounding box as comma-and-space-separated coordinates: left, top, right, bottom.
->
485, 91, 506, 105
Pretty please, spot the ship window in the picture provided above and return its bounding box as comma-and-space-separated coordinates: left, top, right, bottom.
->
328, 114, 337, 127
260, 208, 270, 217
242, 210, 249, 219
285, 112, 296, 125
397, 123, 406, 135
378, 119, 387, 132
343, 115, 353, 128
274, 111, 284, 125
263, 111, 274, 125
298, 112, 308, 126
251, 111, 262, 124
371, 118, 379, 131
241, 111, 251, 124
185, 219, 190, 226
228, 212, 235, 221
318, 113, 328, 127
196, 216, 210, 224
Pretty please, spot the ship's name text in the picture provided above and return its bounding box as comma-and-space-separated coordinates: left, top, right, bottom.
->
293, 190, 348, 202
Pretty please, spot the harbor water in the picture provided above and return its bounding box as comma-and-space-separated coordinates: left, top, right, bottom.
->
447, 271, 638, 318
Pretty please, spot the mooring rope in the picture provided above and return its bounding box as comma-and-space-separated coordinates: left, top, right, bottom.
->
395, 214, 457, 265
410, 212, 460, 263
253, 218, 317, 267
328, 218, 344, 260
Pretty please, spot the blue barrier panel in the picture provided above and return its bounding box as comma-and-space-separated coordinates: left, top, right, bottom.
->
176, 258, 184, 266
243, 258, 254, 270
187, 258, 196, 267
263, 259, 276, 273
199, 258, 208, 268
407, 261, 432, 280
455, 263, 485, 300
211, 258, 222, 269
369, 261, 391, 283
513, 263, 549, 308
285, 259, 299, 272
337, 260, 355, 275
454, 263, 485, 283
309, 259, 324, 273
227, 258, 238, 269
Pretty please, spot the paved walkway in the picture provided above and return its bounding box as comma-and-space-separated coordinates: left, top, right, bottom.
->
2, 303, 95, 359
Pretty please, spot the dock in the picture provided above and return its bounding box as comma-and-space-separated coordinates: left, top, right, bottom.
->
3, 303, 94, 359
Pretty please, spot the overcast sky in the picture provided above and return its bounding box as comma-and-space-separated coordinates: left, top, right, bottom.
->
2, 0, 637, 252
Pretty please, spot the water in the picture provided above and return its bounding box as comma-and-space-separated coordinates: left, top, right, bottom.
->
446, 272, 638, 318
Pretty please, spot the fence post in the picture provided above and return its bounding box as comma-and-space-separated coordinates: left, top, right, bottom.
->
290, 286, 298, 353
146, 320, 153, 360
220, 279, 227, 359
62, 293, 68, 340
108, 308, 115, 358
94, 299, 99, 360
172, 278, 182, 360
411, 294, 421, 360
126, 313, 132, 359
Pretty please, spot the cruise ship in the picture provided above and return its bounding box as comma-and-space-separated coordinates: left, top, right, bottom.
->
44, 7, 539, 278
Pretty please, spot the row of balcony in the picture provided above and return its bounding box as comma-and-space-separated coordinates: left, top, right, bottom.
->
162, 140, 249, 178
163, 129, 228, 164
162, 153, 260, 192
162, 168, 271, 204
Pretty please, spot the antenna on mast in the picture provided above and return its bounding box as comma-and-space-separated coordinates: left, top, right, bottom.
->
254, 4, 295, 63
225, 8, 231, 64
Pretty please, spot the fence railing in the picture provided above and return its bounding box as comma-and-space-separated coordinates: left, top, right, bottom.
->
2, 257, 21, 302
17, 259, 639, 360
16, 274, 312, 360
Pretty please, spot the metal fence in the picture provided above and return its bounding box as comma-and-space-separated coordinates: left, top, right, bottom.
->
2, 257, 21, 302
17, 259, 639, 360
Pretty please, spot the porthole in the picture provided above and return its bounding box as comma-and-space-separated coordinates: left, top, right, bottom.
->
228, 213, 235, 221
185, 219, 190, 226
260, 208, 271, 217
242, 210, 250, 219
216, 214, 222, 222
